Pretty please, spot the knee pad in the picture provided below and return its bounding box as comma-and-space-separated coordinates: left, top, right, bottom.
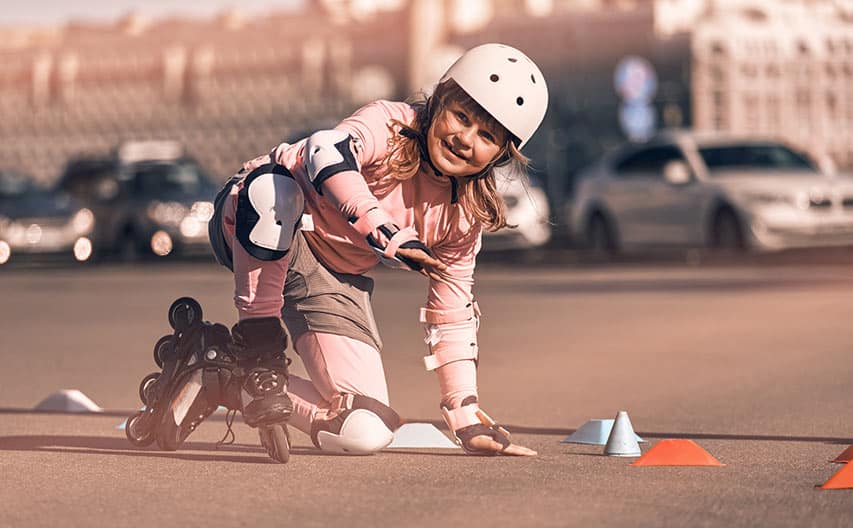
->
235, 163, 304, 261
311, 393, 402, 455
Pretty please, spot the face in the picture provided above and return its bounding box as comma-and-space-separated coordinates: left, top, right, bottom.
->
426, 101, 507, 178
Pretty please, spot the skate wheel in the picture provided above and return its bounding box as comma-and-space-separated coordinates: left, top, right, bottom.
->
261, 424, 291, 464
126, 411, 156, 447
139, 372, 161, 406
153, 335, 174, 368
168, 297, 203, 331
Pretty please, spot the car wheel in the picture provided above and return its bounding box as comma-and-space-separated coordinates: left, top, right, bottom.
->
585, 213, 618, 257
711, 209, 744, 252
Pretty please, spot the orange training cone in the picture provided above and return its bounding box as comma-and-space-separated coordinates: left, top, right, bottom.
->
630, 439, 725, 467
832, 445, 853, 464
821, 462, 853, 489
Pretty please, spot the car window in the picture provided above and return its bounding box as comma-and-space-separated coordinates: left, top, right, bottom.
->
131, 161, 210, 195
699, 144, 817, 172
0, 171, 35, 198
614, 146, 685, 177
58, 161, 118, 201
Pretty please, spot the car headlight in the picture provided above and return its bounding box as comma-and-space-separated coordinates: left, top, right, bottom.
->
190, 201, 214, 222
147, 201, 188, 226
71, 208, 95, 234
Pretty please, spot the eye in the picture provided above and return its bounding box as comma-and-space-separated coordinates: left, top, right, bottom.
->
479, 130, 496, 143
455, 111, 469, 124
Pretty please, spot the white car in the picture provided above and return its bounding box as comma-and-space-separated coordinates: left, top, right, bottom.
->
570, 130, 853, 253
482, 167, 552, 250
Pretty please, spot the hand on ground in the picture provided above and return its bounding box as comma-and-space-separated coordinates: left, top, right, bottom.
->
466, 434, 538, 456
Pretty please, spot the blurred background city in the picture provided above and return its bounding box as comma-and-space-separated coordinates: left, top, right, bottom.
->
3, 0, 853, 264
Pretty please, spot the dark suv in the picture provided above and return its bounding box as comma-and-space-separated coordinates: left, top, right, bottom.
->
55, 141, 220, 260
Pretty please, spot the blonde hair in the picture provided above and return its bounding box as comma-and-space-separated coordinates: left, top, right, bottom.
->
384, 80, 530, 231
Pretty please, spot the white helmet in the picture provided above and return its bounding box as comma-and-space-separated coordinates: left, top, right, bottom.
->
440, 43, 548, 149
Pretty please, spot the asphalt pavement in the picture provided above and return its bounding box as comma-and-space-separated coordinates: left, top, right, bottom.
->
2, 254, 853, 527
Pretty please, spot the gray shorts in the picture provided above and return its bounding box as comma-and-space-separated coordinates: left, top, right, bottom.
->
209, 178, 383, 351
283, 231, 383, 351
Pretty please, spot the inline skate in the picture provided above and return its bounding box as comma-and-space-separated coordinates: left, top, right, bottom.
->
124, 297, 292, 463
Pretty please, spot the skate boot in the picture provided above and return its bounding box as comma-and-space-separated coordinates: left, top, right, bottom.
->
230, 317, 293, 463
125, 297, 240, 451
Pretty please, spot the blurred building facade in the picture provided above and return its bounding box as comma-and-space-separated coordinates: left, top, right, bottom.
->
685, 0, 853, 170
0, 3, 411, 185
0, 0, 850, 222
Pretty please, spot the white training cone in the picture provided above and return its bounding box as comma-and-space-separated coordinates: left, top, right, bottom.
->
603, 411, 641, 457
386, 423, 460, 449
562, 418, 646, 445
34, 389, 103, 413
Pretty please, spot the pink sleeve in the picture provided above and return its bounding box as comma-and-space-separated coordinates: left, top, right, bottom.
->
427, 224, 482, 310
334, 99, 404, 167
321, 101, 404, 219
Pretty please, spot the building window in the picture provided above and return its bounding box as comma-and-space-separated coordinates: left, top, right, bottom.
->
711, 64, 726, 82
766, 63, 780, 77
710, 42, 726, 56
826, 92, 837, 113
827, 63, 837, 79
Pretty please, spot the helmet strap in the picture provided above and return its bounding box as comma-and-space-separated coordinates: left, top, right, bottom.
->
398, 127, 460, 204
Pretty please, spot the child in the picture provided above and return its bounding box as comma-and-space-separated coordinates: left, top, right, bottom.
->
182, 43, 547, 459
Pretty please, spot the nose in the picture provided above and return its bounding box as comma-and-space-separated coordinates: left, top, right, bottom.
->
453, 126, 476, 151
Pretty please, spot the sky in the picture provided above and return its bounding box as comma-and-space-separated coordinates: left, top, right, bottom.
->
0, 0, 304, 28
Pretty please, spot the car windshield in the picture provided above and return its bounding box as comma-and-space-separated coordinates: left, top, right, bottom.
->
131, 161, 213, 195
699, 144, 817, 173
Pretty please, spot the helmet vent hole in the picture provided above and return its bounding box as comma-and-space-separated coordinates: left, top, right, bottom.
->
490, 74, 499, 82
531, 74, 536, 84
516, 97, 524, 106
508, 57, 518, 63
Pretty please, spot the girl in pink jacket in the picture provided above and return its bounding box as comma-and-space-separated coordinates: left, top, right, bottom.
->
183, 44, 546, 461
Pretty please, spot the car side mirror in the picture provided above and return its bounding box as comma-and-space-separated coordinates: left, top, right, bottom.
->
663, 160, 691, 185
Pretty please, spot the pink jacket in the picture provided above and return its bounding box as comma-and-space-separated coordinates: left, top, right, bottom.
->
267, 100, 481, 314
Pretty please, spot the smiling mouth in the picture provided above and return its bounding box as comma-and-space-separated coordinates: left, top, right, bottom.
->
441, 140, 467, 161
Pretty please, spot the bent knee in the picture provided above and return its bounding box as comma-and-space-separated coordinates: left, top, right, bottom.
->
311, 394, 401, 455
315, 409, 394, 455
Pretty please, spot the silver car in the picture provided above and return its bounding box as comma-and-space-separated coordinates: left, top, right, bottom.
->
570, 130, 853, 253
483, 167, 551, 251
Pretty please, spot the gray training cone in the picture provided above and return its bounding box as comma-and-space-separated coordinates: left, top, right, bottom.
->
603, 411, 641, 457
34, 389, 103, 413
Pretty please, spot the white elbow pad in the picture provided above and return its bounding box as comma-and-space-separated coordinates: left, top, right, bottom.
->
419, 302, 481, 371
304, 129, 361, 194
